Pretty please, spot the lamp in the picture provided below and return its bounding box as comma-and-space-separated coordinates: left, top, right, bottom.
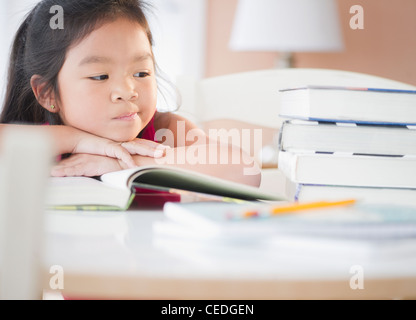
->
229, 0, 344, 68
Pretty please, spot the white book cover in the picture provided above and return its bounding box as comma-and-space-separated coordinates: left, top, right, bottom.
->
284, 178, 416, 207
278, 150, 416, 188
279, 85, 416, 125
278, 119, 416, 156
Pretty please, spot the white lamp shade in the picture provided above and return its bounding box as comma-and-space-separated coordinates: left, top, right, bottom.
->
230, 0, 344, 52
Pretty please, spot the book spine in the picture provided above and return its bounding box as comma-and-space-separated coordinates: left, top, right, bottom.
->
277, 151, 302, 182
277, 121, 286, 152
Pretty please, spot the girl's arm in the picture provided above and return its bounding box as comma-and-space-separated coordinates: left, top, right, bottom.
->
0, 123, 166, 169
50, 112, 262, 187
148, 112, 261, 187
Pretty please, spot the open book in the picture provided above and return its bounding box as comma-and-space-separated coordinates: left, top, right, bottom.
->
46, 166, 284, 211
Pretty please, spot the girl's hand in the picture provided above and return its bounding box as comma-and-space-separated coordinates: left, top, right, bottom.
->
51, 154, 124, 177
121, 138, 170, 157
73, 133, 169, 169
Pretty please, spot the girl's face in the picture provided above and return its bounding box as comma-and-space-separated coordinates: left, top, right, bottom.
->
57, 18, 157, 142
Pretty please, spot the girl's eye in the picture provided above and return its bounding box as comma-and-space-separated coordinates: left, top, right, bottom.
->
89, 75, 109, 81
134, 72, 150, 78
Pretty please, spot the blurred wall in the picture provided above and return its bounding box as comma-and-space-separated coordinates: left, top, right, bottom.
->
205, 0, 416, 86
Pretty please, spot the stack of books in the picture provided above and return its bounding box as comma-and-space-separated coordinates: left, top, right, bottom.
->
277, 85, 416, 206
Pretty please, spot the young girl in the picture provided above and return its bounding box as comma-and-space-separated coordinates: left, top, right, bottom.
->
0, 0, 260, 187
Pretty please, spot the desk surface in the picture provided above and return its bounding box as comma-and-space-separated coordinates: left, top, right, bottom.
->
43, 206, 416, 300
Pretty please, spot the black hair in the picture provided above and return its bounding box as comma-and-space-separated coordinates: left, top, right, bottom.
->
0, 0, 171, 125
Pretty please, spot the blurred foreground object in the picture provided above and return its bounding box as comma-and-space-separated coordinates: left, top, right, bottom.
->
0, 128, 53, 299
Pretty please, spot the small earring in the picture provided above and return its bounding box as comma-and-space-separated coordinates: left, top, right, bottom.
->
50, 105, 56, 110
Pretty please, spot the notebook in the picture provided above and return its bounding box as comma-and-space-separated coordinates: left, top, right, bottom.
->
154, 201, 416, 241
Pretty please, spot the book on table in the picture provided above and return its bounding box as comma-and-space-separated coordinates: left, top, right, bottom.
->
284, 178, 416, 207
277, 82, 416, 201
279, 85, 416, 125
278, 119, 416, 156
46, 165, 284, 211
153, 201, 416, 242
278, 150, 416, 189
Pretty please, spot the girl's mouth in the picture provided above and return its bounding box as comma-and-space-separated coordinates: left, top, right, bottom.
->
114, 112, 138, 121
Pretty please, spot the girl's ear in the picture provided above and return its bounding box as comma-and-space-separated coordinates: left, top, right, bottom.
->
30, 75, 59, 113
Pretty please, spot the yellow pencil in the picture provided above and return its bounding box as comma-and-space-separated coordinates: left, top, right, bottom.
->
242, 199, 357, 218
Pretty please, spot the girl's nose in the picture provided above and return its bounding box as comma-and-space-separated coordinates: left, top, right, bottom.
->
110, 78, 138, 102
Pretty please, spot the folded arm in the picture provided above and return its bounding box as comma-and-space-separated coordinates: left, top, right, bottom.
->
51, 112, 261, 187
0, 123, 166, 169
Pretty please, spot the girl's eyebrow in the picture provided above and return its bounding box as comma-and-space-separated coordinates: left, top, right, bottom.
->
78, 56, 111, 66
132, 53, 153, 63
79, 53, 153, 67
